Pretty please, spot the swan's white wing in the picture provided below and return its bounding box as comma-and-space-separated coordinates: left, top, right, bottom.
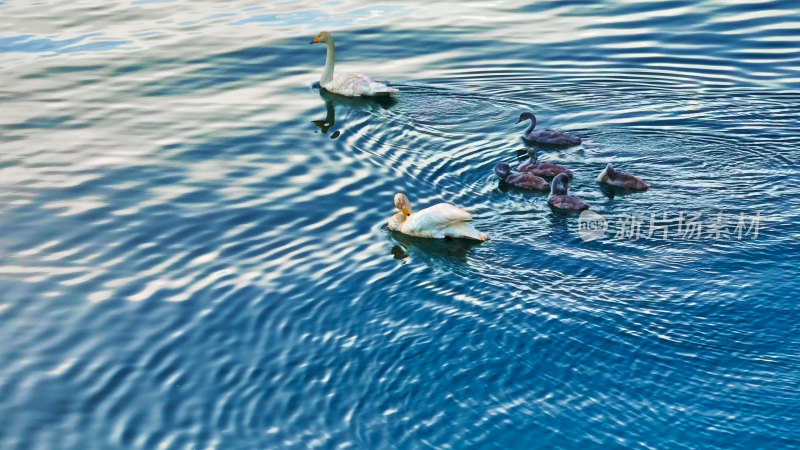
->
325, 72, 398, 97
397, 203, 488, 241
422, 203, 472, 227
402, 203, 471, 234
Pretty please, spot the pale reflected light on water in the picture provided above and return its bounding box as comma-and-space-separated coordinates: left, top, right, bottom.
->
1, 0, 799, 448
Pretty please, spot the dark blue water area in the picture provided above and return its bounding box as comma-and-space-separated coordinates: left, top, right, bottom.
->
1, 0, 800, 448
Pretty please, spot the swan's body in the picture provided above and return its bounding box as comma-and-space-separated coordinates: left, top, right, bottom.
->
494, 163, 549, 191
311, 31, 398, 97
597, 163, 650, 191
548, 174, 589, 211
388, 193, 489, 241
324, 72, 396, 97
517, 112, 581, 146
518, 160, 573, 178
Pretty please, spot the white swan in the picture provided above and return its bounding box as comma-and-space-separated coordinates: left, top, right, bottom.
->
388, 193, 489, 241
310, 31, 398, 97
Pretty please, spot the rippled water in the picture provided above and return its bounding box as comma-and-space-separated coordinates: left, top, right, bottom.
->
2, 0, 800, 448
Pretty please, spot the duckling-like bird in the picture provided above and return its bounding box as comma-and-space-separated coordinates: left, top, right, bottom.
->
548, 174, 589, 211
388, 193, 489, 241
518, 159, 574, 179
597, 163, 650, 191
493, 163, 549, 191
517, 112, 581, 146
310, 31, 399, 97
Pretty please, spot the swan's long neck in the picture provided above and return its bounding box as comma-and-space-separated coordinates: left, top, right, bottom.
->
550, 177, 568, 197
525, 116, 537, 135
321, 38, 336, 84
389, 211, 406, 230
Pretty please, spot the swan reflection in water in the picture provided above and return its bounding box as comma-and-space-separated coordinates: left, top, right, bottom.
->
311, 83, 398, 139
598, 183, 644, 199
389, 231, 482, 264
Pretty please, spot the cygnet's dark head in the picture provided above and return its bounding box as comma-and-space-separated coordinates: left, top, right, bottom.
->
551, 173, 570, 196
516, 111, 536, 125
493, 163, 511, 180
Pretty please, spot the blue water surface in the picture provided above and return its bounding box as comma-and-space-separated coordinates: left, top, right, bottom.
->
1, 0, 799, 448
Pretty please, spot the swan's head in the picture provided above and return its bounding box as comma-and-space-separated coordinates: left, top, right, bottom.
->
394, 193, 412, 216
598, 162, 614, 181
493, 163, 511, 181
310, 31, 332, 44
516, 111, 536, 124
551, 173, 570, 196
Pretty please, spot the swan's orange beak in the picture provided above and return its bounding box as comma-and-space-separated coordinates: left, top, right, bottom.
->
310, 36, 320, 44
402, 208, 410, 216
